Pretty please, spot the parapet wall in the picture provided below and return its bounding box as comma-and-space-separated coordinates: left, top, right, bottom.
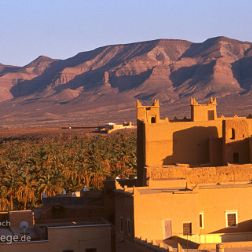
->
148, 164, 252, 185
116, 238, 169, 252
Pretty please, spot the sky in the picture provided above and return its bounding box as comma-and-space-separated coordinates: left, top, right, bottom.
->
0, 0, 252, 66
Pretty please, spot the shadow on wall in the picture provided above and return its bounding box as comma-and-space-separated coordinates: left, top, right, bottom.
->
210, 219, 252, 243
224, 138, 250, 164
163, 236, 199, 249
163, 126, 219, 166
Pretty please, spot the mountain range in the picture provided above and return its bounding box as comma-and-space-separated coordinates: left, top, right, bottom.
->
1, 36, 252, 127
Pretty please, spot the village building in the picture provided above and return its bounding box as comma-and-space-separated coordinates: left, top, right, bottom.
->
115, 98, 252, 251
96, 122, 135, 134
136, 98, 252, 186
0, 210, 111, 252
2, 98, 252, 252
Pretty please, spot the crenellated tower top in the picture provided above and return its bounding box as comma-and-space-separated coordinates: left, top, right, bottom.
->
190, 97, 217, 121
136, 99, 160, 124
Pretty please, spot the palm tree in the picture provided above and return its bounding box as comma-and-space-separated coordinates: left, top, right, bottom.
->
2, 163, 18, 210
16, 168, 36, 209
0, 186, 10, 211
38, 171, 63, 198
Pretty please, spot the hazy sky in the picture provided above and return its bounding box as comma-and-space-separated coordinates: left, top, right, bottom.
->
1, 0, 251, 66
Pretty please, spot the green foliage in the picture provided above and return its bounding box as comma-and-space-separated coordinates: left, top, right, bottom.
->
0, 131, 136, 210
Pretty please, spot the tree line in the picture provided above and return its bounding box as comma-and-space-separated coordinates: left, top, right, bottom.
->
0, 131, 136, 210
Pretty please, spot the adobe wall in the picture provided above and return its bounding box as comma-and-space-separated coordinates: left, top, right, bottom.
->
247, 119, 252, 133
199, 185, 252, 234
129, 184, 252, 242
223, 119, 251, 164
144, 118, 252, 168
134, 189, 199, 241
136, 99, 252, 185
47, 225, 111, 251
0, 225, 111, 252
9, 210, 34, 229
209, 138, 223, 165
137, 121, 147, 186
144, 120, 223, 167
116, 239, 168, 252
248, 120, 252, 161
191, 103, 217, 122
148, 164, 252, 184
250, 138, 252, 162
115, 191, 134, 243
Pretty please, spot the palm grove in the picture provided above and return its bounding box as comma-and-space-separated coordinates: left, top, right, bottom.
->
0, 131, 136, 210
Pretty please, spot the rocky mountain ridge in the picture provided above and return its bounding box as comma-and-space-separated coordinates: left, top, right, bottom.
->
1, 36, 252, 126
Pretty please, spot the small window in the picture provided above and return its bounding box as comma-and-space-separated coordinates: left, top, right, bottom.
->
85, 249, 97, 252
226, 211, 238, 227
151, 116, 156, 123
208, 110, 215, 120
231, 128, 235, 140
199, 212, 204, 229
120, 217, 123, 233
183, 222, 192, 235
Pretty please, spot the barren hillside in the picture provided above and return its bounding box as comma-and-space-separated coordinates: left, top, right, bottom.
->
1, 36, 252, 127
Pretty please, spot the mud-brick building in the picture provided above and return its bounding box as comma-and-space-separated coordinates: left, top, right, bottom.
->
115, 98, 252, 251
136, 98, 252, 186
116, 179, 252, 250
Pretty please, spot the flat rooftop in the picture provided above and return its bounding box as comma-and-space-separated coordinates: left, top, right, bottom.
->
137, 187, 195, 195
199, 182, 252, 189
124, 182, 252, 195
38, 218, 110, 228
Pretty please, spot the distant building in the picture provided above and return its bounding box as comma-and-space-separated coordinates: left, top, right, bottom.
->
96, 122, 135, 134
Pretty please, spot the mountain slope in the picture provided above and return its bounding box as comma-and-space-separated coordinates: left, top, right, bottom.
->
1, 36, 252, 126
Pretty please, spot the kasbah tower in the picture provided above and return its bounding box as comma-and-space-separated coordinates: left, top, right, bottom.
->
115, 97, 252, 251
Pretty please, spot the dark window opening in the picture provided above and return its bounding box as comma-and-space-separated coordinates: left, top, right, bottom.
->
233, 152, 239, 163
151, 117, 156, 123
227, 213, 237, 227
183, 222, 192, 235
231, 128, 235, 140
208, 110, 215, 120
199, 214, 204, 228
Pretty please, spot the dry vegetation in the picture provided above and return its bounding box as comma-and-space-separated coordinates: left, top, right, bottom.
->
0, 129, 136, 210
